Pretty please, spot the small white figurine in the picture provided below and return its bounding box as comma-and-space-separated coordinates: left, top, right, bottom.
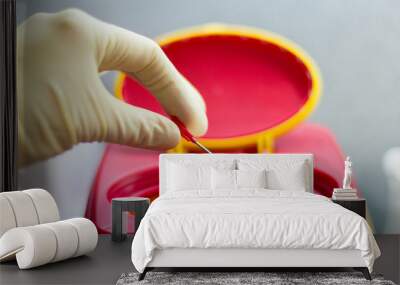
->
342, 156, 352, 189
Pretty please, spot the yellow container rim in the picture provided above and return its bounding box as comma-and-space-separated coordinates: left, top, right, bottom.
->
115, 23, 322, 151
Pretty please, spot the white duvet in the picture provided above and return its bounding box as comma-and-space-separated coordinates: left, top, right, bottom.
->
131, 190, 380, 273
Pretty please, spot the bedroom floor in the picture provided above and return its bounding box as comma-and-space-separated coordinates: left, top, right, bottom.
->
0, 235, 398, 285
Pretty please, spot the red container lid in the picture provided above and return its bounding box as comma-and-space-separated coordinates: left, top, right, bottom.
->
116, 24, 321, 150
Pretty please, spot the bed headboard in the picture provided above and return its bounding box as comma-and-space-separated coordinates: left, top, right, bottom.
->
159, 154, 314, 195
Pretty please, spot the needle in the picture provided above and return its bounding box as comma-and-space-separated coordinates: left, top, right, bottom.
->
170, 116, 212, 154
193, 141, 212, 154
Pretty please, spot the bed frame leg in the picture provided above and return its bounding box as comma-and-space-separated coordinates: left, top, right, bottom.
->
354, 267, 371, 280
138, 268, 148, 281
362, 268, 372, 281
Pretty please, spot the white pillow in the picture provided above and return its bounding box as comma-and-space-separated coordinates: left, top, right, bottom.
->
211, 169, 237, 190
167, 163, 211, 191
211, 169, 268, 190
236, 169, 267, 189
238, 159, 308, 191
267, 167, 306, 191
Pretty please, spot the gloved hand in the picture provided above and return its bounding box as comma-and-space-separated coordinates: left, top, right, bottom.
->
17, 9, 208, 167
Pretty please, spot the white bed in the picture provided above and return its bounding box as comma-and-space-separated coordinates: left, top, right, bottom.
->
131, 154, 380, 280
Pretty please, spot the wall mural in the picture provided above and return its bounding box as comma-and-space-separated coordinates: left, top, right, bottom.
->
85, 25, 355, 233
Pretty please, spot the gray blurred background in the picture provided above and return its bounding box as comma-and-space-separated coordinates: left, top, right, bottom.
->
16, 0, 400, 233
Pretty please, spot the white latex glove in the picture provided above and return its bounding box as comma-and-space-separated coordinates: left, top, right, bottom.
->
17, 9, 208, 167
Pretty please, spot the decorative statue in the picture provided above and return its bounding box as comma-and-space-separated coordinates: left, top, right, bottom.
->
342, 156, 352, 189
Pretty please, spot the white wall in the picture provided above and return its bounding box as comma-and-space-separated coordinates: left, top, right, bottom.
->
18, 143, 105, 219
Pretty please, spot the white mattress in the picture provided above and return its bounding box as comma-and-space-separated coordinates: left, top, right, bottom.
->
131, 190, 380, 273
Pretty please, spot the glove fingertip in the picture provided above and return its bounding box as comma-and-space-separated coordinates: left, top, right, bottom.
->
187, 112, 208, 137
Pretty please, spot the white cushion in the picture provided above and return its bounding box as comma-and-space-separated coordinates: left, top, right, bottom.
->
0, 196, 17, 237
0, 191, 39, 227
0, 218, 97, 269
0, 189, 60, 236
42, 221, 79, 262
167, 163, 211, 191
23, 189, 60, 224
211, 169, 268, 190
0, 226, 57, 268
237, 169, 267, 189
211, 169, 237, 190
238, 159, 308, 191
267, 167, 306, 191
64, 218, 98, 257
0, 189, 97, 269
